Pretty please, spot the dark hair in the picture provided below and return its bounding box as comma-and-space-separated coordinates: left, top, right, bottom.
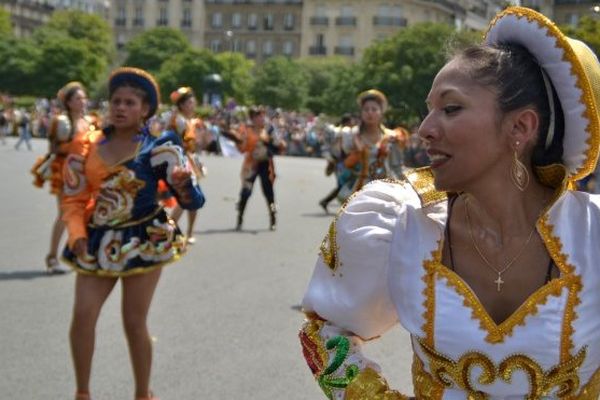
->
453, 43, 564, 167
63, 86, 83, 112
176, 92, 194, 110
104, 80, 150, 137
339, 113, 353, 126
249, 105, 266, 118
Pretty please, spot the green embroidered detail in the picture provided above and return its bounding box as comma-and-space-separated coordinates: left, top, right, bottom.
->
317, 335, 361, 399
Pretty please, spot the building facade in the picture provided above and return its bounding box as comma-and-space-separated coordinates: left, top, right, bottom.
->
301, 0, 484, 61
109, 0, 206, 49
204, 0, 302, 62
1, 0, 108, 37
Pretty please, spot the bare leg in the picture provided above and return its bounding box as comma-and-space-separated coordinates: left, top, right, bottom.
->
186, 210, 197, 241
49, 196, 66, 259
70, 274, 118, 395
170, 205, 183, 223
121, 268, 162, 398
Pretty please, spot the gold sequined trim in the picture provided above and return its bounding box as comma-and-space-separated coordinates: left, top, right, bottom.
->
319, 221, 339, 272
421, 246, 439, 347
486, 7, 600, 181
299, 317, 329, 376
423, 240, 578, 344
345, 367, 410, 400
412, 355, 445, 399
577, 366, 600, 399
404, 167, 447, 207
537, 215, 582, 361
417, 338, 587, 400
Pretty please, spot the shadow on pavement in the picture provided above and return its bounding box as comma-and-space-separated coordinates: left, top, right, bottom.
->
0, 270, 69, 281
194, 228, 271, 235
300, 212, 335, 218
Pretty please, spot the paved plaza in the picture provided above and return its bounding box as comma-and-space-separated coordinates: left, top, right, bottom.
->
0, 137, 413, 399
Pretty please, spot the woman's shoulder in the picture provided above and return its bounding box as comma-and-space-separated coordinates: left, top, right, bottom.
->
342, 167, 446, 215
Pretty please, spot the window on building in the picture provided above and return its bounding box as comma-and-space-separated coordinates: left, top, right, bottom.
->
212, 12, 223, 28
316, 33, 325, 47
117, 33, 126, 49
232, 12, 242, 28
157, 6, 168, 25
282, 40, 294, 56
182, 7, 192, 27
566, 13, 579, 25
232, 39, 242, 52
263, 40, 274, 56
248, 13, 258, 29
377, 5, 389, 17
115, 5, 126, 26
283, 13, 294, 30
211, 39, 221, 52
246, 40, 257, 55
264, 13, 274, 30
133, 5, 144, 26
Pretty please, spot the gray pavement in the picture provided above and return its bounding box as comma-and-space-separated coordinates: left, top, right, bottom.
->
0, 137, 413, 400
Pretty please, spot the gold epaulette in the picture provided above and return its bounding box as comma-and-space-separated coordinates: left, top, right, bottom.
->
403, 167, 447, 208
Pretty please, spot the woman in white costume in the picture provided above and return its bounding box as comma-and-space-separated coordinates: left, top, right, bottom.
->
299, 7, 600, 399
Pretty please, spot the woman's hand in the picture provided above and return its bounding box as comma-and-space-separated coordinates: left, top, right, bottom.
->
72, 238, 88, 258
171, 165, 193, 203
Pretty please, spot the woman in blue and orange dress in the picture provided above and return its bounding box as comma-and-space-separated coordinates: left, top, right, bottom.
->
61, 68, 205, 400
31, 81, 92, 273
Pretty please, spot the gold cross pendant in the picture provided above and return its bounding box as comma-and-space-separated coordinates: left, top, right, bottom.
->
495, 275, 504, 292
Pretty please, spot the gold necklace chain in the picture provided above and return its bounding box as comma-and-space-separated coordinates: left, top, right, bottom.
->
464, 198, 537, 292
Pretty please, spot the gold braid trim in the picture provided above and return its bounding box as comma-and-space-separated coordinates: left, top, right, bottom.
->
421, 246, 439, 347
404, 167, 447, 207
345, 368, 410, 400
577, 366, 600, 399
537, 215, 581, 361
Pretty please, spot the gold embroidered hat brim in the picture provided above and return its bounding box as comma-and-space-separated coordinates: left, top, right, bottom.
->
485, 6, 600, 181
57, 81, 85, 106
356, 89, 388, 110
170, 86, 194, 105
109, 67, 161, 118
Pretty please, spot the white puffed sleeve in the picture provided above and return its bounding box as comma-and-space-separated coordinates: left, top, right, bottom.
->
302, 179, 409, 339
299, 180, 414, 400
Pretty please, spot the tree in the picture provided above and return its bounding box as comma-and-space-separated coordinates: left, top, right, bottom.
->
0, 7, 12, 39
215, 52, 254, 105
0, 38, 40, 95
562, 16, 600, 57
34, 34, 102, 97
297, 57, 360, 115
251, 56, 307, 110
157, 48, 220, 101
124, 28, 191, 73
35, 10, 114, 61
360, 23, 479, 125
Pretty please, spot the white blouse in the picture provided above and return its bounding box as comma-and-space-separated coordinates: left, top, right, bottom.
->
301, 168, 600, 399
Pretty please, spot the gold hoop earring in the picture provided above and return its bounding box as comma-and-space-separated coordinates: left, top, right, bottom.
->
511, 142, 529, 191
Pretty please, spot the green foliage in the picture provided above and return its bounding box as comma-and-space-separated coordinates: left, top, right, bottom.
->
0, 7, 12, 38
157, 48, 220, 102
36, 10, 114, 61
125, 28, 191, 73
251, 56, 307, 110
360, 23, 480, 125
0, 38, 40, 95
561, 16, 600, 57
34, 34, 102, 97
297, 57, 360, 115
215, 52, 255, 105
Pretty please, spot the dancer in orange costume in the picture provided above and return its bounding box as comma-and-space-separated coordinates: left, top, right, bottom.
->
31, 81, 93, 273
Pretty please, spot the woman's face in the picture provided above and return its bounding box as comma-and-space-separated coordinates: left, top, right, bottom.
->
67, 89, 87, 116
180, 96, 197, 118
109, 86, 149, 131
418, 58, 511, 192
360, 99, 383, 127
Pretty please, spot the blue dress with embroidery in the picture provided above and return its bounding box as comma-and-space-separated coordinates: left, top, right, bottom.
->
61, 130, 205, 277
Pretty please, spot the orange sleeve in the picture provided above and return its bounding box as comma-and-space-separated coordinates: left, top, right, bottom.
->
344, 150, 361, 168
61, 132, 94, 249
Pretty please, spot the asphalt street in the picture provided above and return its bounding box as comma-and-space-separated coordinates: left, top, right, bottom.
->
0, 137, 413, 400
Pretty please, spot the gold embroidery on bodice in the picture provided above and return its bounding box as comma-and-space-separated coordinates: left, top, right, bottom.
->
414, 339, 590, 399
